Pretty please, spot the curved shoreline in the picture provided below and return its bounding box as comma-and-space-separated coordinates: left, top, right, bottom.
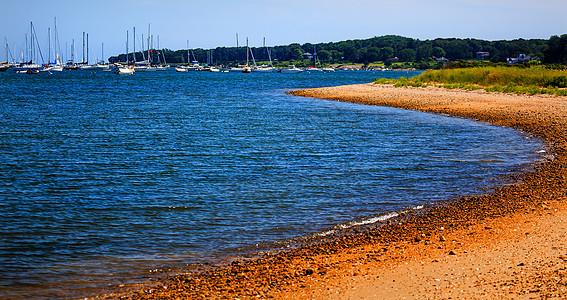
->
104, 83, 567, 299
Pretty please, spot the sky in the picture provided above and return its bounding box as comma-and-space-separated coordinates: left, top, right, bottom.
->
1, 0, 566, 63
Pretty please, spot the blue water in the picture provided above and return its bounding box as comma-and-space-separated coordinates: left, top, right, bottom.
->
0, 69, 543, 298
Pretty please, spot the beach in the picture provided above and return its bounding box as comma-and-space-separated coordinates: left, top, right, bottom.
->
104, 83, 567, 299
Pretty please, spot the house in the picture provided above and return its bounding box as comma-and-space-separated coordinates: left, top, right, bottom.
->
507, 54, 540, 64
476, 52, 490, 59
433, 56, 448, 62
302, 52, 314, 60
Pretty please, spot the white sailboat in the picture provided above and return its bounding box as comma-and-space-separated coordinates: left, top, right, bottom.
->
304, 46, 322, 72
280, 65, 303, 73
1, 37, 15, 71
183, 43, 202, 71
13, 22, 44, 73
92, 43, 110, 70
176, 40, 191, 72
228, 34, 246, 72
242, 37, 252, 73
253, 37, 275, 73
116, 64, 134, 74
116, 30, 134, 75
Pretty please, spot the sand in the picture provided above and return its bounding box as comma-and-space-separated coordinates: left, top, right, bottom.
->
102, 84, 567, 299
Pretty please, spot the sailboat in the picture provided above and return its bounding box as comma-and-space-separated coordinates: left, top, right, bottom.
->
252, 37, 275, 73
186, 43, 202, 71
64, 38, 79, 70
304, 46, 322, 72
2, 38, 15, 71
176, 40, 202, 72
13, 22, 44, 73
115, 30, 134, 75
92, 42, 110, 70
228, 34, 245, 72
50, 18, 64, 71
280, 65, 303, 73
242, 38, 252, 73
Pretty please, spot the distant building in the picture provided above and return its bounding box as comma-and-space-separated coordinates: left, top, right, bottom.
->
302, 52, 314, 60
433, 56, 448, 62
476, 52, 490, 60
507, 54, 540, 64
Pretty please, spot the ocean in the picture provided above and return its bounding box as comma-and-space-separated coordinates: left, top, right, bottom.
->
0, 69, 544, 298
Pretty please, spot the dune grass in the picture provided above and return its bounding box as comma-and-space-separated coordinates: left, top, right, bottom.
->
375, 66, 567, 96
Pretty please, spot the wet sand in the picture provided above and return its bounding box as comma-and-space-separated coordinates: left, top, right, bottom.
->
103, 84, 567, 299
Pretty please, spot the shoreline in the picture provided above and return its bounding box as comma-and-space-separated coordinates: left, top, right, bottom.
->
101, 83, 567, 299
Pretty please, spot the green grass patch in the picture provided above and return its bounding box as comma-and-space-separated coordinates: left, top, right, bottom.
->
375, 66, 567, 96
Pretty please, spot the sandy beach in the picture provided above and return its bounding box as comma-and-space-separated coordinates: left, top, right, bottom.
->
104, 84, 567, 299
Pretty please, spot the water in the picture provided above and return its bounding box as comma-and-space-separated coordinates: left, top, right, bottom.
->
0, 69, 544, 298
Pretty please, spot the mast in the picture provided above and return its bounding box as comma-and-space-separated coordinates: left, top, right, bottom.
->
29, 23, 33, 63
126, 30, 129, 65
151, 35, 154, 65
186, 40, 189, 65
246, 37, 249, 67
54, 17, 60, 65
4, 38, 7, 63
4, 37, 10, 63
156, 36, 160, 64
29, 23, 32, 63
313, 46, 316, 67
48, 27, 51, 65
5, 37, 15, 64
264, 37, 272, 66
140, 34, 146, 63
236, 33, 239, 64
72, 39, 75, 63
82, 32, 85, 64
30, 22, 44, 65
147, 24, 151, 65
87, 33, 89, 65
160, 36, 166, 65
157, 36, 163, 65
133, 27, 136, 64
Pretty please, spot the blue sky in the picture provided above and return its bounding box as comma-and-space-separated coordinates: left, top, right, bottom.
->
2, 0, 566, 62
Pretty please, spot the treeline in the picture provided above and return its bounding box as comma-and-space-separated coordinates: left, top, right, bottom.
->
109, 34, 567, 67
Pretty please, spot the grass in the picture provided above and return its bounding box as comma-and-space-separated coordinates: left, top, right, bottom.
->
375, 66, 567, 96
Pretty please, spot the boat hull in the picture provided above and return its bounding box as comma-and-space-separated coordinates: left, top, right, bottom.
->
115, 67, 134, 75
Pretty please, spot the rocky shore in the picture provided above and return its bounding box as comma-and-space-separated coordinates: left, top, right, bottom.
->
102, 84, 567, 299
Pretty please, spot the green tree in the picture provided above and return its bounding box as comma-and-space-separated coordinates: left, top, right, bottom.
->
544, 34, 567, 64
342, 44, 358, 62
318, 50, 331, 62
378, 47, 394, 61
398, 48, 417, 62
288, 43, 304, 60
432, 47, 446, 58
416, 43, 432, 61
360, 46, 380, 63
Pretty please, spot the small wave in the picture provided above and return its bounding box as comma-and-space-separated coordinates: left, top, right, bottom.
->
337, 205, 426, 230
317, 230, 336, 237
343, 212, 400, 228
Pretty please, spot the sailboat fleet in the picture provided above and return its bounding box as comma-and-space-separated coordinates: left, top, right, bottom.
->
3, 19, 112, 74
2, 21, 341, 75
